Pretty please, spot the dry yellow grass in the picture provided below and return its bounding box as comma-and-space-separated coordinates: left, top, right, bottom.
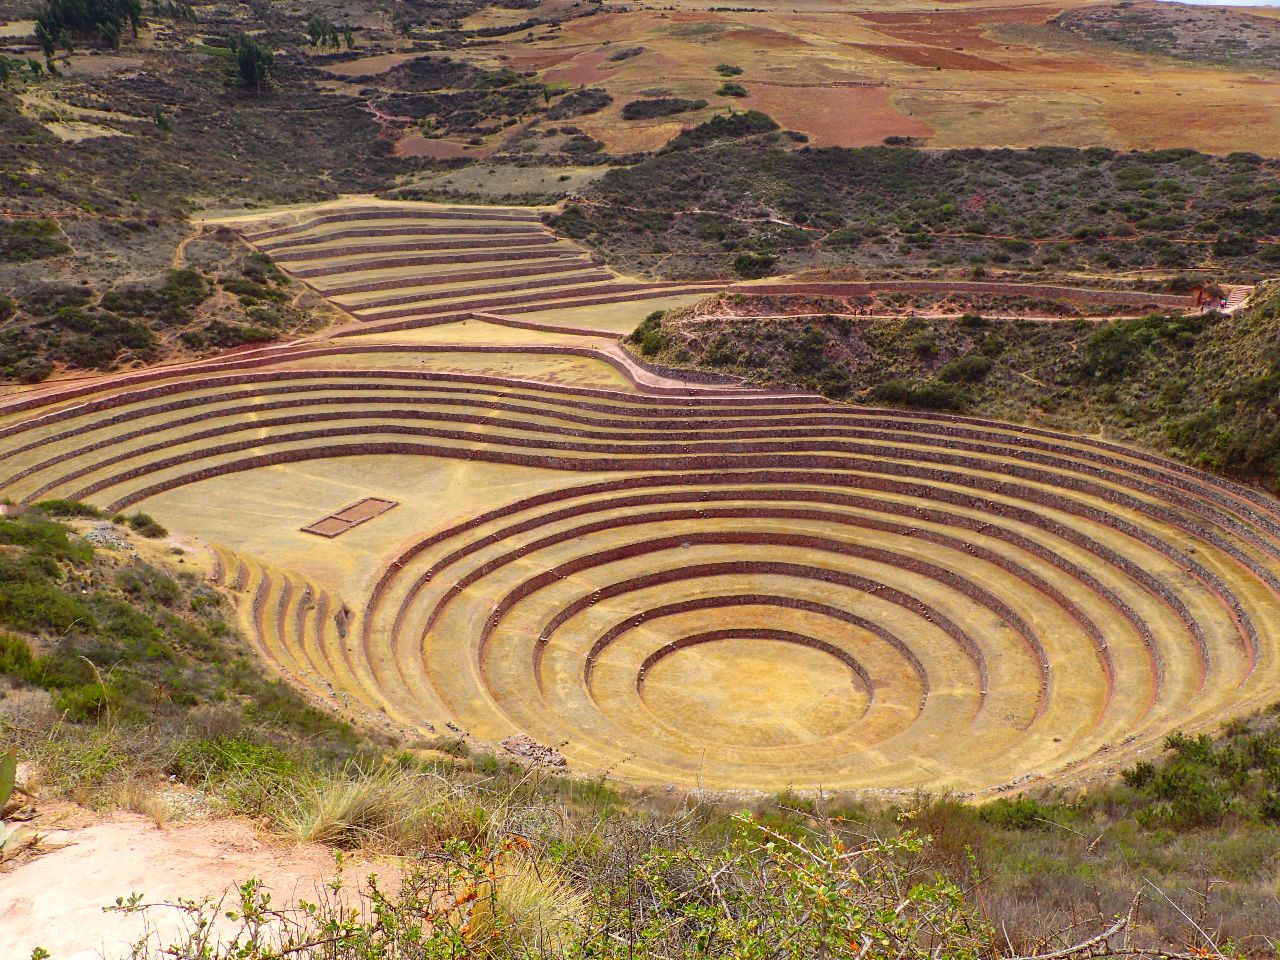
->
279, 767, 487, 853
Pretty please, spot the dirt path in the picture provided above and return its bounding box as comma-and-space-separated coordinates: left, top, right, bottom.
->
0, 812, 390, 960
693, 310, 1160, 324
170, 224, 205, 270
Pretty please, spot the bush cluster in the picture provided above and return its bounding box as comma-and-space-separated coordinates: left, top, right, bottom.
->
0, 508, 350, 739
0, 219, 70, 262
565, 142, 1280, 277
35, 0, 141, 55
620, 97, 707, 121
625, 309, 668, 356
545, 87, 612, 120
1119, 724, 1280, 829
660, 110, 779, 152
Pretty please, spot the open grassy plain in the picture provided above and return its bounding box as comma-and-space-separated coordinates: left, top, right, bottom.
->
4, 200, 1280, 797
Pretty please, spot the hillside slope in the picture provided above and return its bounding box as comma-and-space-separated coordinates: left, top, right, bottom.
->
552, 138, 1280, 281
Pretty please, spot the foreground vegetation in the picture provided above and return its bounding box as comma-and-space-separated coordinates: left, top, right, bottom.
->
1, 508, 1280, 956
631, 281, 1280, 492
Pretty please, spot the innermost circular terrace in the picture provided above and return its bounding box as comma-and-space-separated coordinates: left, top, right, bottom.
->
637, 632, 869, 749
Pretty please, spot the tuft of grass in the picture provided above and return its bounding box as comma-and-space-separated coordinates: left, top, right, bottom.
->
117, 780, 170, 826
466, 855, 588, 956
170, 733, 296, 815
279, 767, 488, 853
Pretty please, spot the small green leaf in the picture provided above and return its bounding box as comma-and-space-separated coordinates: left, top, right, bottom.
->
0, 746, 16, 808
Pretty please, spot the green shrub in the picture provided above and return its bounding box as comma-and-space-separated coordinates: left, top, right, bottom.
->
938, 354, 993, 383
715, 63, 743, 76
0, 631, 36, 680
545, 87, 611, 120
1214, 232, 1256, 257
100, 270, 210, 326
561, 134, 604, 156
0, 219, 69, 262
172, 734, 296, 782
219, 276, 285, 304
53, 681, 127, 723
716, 82, 748, 98
661, 111, 778, 152
34, 499, 104, 519
1122, 761, 1156, 789
816, 366, 852, 398
870, 379, 969, 411
115, 565, 180, 607
122, 512, 167, 538
1076, 313, 1198, 382
978, 797, 1062, 830
1260, 791, 1280, 822
627, 310, 669, 357
909, 333, 939, 359
1149, 762, 1228, 828
789, 326, 827, 376
0, 514, 93, 564
549, 205, 592, 239
732, 252, 776, 279
0, 579, 94, 634
620, 97, 707, 121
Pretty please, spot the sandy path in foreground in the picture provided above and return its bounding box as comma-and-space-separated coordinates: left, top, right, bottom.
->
0, 812, 391, 960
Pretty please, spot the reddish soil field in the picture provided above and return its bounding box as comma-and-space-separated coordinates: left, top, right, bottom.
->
491, 47, 583, 71
852, 44, 1012, 72
855, 7, 1055, 51
394, 136, 492, 159
721, 26, 809, 49
742, 83, 932, 147
542, 49, 618, 85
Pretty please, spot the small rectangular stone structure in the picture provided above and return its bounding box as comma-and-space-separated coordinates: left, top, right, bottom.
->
302, 497, 398, 538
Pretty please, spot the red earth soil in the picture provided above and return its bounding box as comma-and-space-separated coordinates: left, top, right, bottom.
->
742, 84, 933, 147
852, 44, 1013, 71
721, 27, 811, 49
542, 49, 618, 85
855, 7, 1055, 51
394, 135, 493, 159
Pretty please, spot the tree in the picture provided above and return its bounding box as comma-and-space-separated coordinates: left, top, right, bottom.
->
342, 24, 354, 50
35, 21, 59, 58
232, 35, 272, 91
35, 0, 142, 56
305, 14, 339, 49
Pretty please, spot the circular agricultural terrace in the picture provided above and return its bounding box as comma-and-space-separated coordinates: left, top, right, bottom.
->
3, 201, 1278, 795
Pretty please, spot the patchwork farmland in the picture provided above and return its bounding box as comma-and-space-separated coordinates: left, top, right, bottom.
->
3, 201, 1279, 796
